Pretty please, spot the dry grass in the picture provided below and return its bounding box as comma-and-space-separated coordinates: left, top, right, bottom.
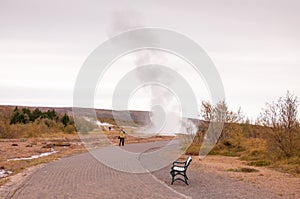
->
0, 133, 86, 177
0, 178, 9, 187
227, 167, 259, 173
186, 137, 300, 176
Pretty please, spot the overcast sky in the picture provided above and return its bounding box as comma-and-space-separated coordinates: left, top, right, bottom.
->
0, 0, 300, 120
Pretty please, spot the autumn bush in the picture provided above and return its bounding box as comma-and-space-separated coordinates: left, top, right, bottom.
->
63, 124, 76, 134
186, 91, 300, 175
258, 91, 300, 159
0, 107, 77, 138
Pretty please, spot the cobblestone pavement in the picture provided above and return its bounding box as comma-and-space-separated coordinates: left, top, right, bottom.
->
5, 142, 186, 199
3, 141, 285, 199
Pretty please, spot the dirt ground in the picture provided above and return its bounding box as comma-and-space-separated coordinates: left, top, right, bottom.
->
194, 155, 300, 198
0, 134, 86, 185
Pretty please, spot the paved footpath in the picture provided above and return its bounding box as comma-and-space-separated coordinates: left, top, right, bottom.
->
3, 141, 283, 199
4, 141, 186, 199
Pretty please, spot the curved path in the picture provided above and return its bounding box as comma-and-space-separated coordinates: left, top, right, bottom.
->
5, 141, 186, 199
3, 141, 283, 199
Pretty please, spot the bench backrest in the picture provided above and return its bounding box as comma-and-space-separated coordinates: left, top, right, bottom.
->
185, 156, 192, 167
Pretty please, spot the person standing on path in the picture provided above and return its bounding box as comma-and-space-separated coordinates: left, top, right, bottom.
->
119, 129, 126, 146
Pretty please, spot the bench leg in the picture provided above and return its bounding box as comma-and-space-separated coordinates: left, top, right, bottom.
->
170, 171, 175, 184
170, 171, 190, 185
183, 172, 189, 185
184, 176, 189, 185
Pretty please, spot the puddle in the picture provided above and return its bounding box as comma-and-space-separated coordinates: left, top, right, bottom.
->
7, 148, 58, 161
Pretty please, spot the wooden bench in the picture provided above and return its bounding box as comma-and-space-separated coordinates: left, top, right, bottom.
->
170, 156, 192, 185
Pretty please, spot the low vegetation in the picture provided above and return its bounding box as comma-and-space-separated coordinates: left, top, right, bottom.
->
227, 167, 259, 173
0, 107, 76, 138
186, 91, 300, 175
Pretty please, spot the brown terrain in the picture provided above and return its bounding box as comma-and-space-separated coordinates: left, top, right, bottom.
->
1, 135, 300, 198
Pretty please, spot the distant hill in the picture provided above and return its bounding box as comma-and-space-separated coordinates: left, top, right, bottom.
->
0, 105, 151, 125
0, 105, 204, 128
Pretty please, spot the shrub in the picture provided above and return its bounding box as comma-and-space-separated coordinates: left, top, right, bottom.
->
258, 91, 300, 158
64, 125, 76, 134
222, 140, 232, 147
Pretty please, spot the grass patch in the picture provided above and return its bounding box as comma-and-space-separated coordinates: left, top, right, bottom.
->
185, 143, 201, 156
271, 164, 300, 176
0, 177, 9, 187
208, 142, 246, 157
271, 157, 300, 176
247, 160, 271, 167
227, 167, 259, 173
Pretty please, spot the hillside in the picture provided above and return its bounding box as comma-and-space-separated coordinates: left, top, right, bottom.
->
0, 105, 151, 125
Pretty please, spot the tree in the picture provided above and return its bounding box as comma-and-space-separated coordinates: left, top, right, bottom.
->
22, 108, 31, 123
24, 113, 30, 123
61, 113, 70, 127
200, 100, 244, 142
10, 109, 27, 124
41, 112, 49, 119
10, 111, 20, 124
31, 108, 42, 121
46, 110, 58, 121
22, 108, 31, 116
201, 101, 243, 124
258, 91, 300, 157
